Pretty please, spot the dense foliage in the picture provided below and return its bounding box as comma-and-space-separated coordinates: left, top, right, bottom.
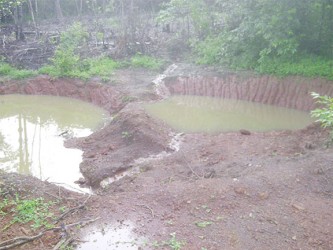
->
1, 0, 332, 79
0, 61, 36, 79
311, 92, 333, 138
160, 0, 333, 79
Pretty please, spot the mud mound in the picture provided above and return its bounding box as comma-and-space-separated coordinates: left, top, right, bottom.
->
67, 103, 172, 187
163, 74, 333, 111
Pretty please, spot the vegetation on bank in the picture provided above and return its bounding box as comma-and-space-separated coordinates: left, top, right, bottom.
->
311, 92, 333, 138
0, 193, 57, 231
0, 0, 332, 80
159, 0, 333, 80
0, 23, 164, 81
0, 62, 36, 80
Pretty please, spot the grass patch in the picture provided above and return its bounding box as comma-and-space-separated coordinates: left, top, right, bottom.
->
129, 53, 164, 70
39, 56, 120, 81
0, 62, 36, 80
193, 36, 333, 80
151, 233, 186, 250
257, 55, 333, 80
1, 195, 55, 231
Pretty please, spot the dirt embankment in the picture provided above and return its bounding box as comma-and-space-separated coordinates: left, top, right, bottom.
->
0, 75, 125, 114
163, 74, 333, 111
67, 104, 172, 187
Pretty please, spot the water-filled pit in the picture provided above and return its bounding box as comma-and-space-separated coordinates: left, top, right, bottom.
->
0, 94, 109, 191
145, 95, 314, 133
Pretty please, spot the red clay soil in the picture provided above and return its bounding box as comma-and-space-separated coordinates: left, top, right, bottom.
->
0, 68, 333, 250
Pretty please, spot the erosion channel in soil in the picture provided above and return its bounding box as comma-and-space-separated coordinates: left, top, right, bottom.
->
1, 67, 333, 249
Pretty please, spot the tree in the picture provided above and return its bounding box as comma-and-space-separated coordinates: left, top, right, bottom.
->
173, 0, 333, 72
0, 0, 26, 41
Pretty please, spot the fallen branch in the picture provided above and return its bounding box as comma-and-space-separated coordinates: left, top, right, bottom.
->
53, 236, 73, 250
181, 152, 202, 179
0, 217, 100, 250
0, 232, 45, 250
54, 195, 91, 223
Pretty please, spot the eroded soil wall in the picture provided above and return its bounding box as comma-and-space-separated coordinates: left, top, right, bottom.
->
164, 75, 333, 111
0, 75, 125, 113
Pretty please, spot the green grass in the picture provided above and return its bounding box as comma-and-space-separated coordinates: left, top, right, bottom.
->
3, 53, 163, 82
86, 57, 120, 78
151, 233, 186, 250
0, 62, 36, 80
1, 195, 55, 230
39, 56, 120, 80
256, 55, 333, 79
193, 36, 333, 80
12, 197, 55, 229
129, 54, 164, 70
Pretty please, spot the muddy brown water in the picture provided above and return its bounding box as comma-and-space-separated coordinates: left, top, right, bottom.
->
145, 95, 314, 133
0, 94, 109, 191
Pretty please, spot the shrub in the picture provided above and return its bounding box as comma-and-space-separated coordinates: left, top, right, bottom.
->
130, 54, 164, 70
0, 62, 36, 80
257, 55, 333, 79
311, 92, 333, 138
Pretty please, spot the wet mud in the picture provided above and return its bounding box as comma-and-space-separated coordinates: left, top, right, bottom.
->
1, 67, 333, 249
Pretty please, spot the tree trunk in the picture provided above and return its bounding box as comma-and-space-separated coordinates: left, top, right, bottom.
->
55, 0, 63, 23
27, 0, 38, 36
13, 5, 25, 41
34, 0, 38, 20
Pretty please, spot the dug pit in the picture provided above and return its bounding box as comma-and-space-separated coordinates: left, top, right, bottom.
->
144, 95, 314, 133
1, 68, 333, 249
1, 71, 333, 190
0, 94, 109, 191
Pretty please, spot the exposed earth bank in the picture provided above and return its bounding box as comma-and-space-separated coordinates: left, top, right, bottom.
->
0, 65, 333, 249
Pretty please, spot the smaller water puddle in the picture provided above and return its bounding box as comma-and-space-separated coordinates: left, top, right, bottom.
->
145, 95, 314, 133
78, 221, 146, 250
0, 94, 109, 192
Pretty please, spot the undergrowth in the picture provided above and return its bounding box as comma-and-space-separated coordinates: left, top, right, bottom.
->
311, 92, 333, 139
39, 56, 120, 80
193, 36, 333, 80
257, 55, 333, 79
151, 232, 186, 250
38, 22, 121, 81
128, 53, 164, 70
1, 195, 55, 231
0, 62, 36, 80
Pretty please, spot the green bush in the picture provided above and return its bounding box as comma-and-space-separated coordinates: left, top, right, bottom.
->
40, 56, 120, 80
129, 54, 164, 70
193, 36, 333, 79
39, 22, 88, 79
193, 36, 223, 65
311, 92, 333, 138
39, 22, 120, 80
0, 62, 36, 80
86, 57, 120, 78
257, 55, 333, 79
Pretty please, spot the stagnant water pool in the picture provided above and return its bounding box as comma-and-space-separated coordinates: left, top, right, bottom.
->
145, 95, 314, 133
0, 94, 109, 191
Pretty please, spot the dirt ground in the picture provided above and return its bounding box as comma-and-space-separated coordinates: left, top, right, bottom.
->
1, 65, 333, 250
